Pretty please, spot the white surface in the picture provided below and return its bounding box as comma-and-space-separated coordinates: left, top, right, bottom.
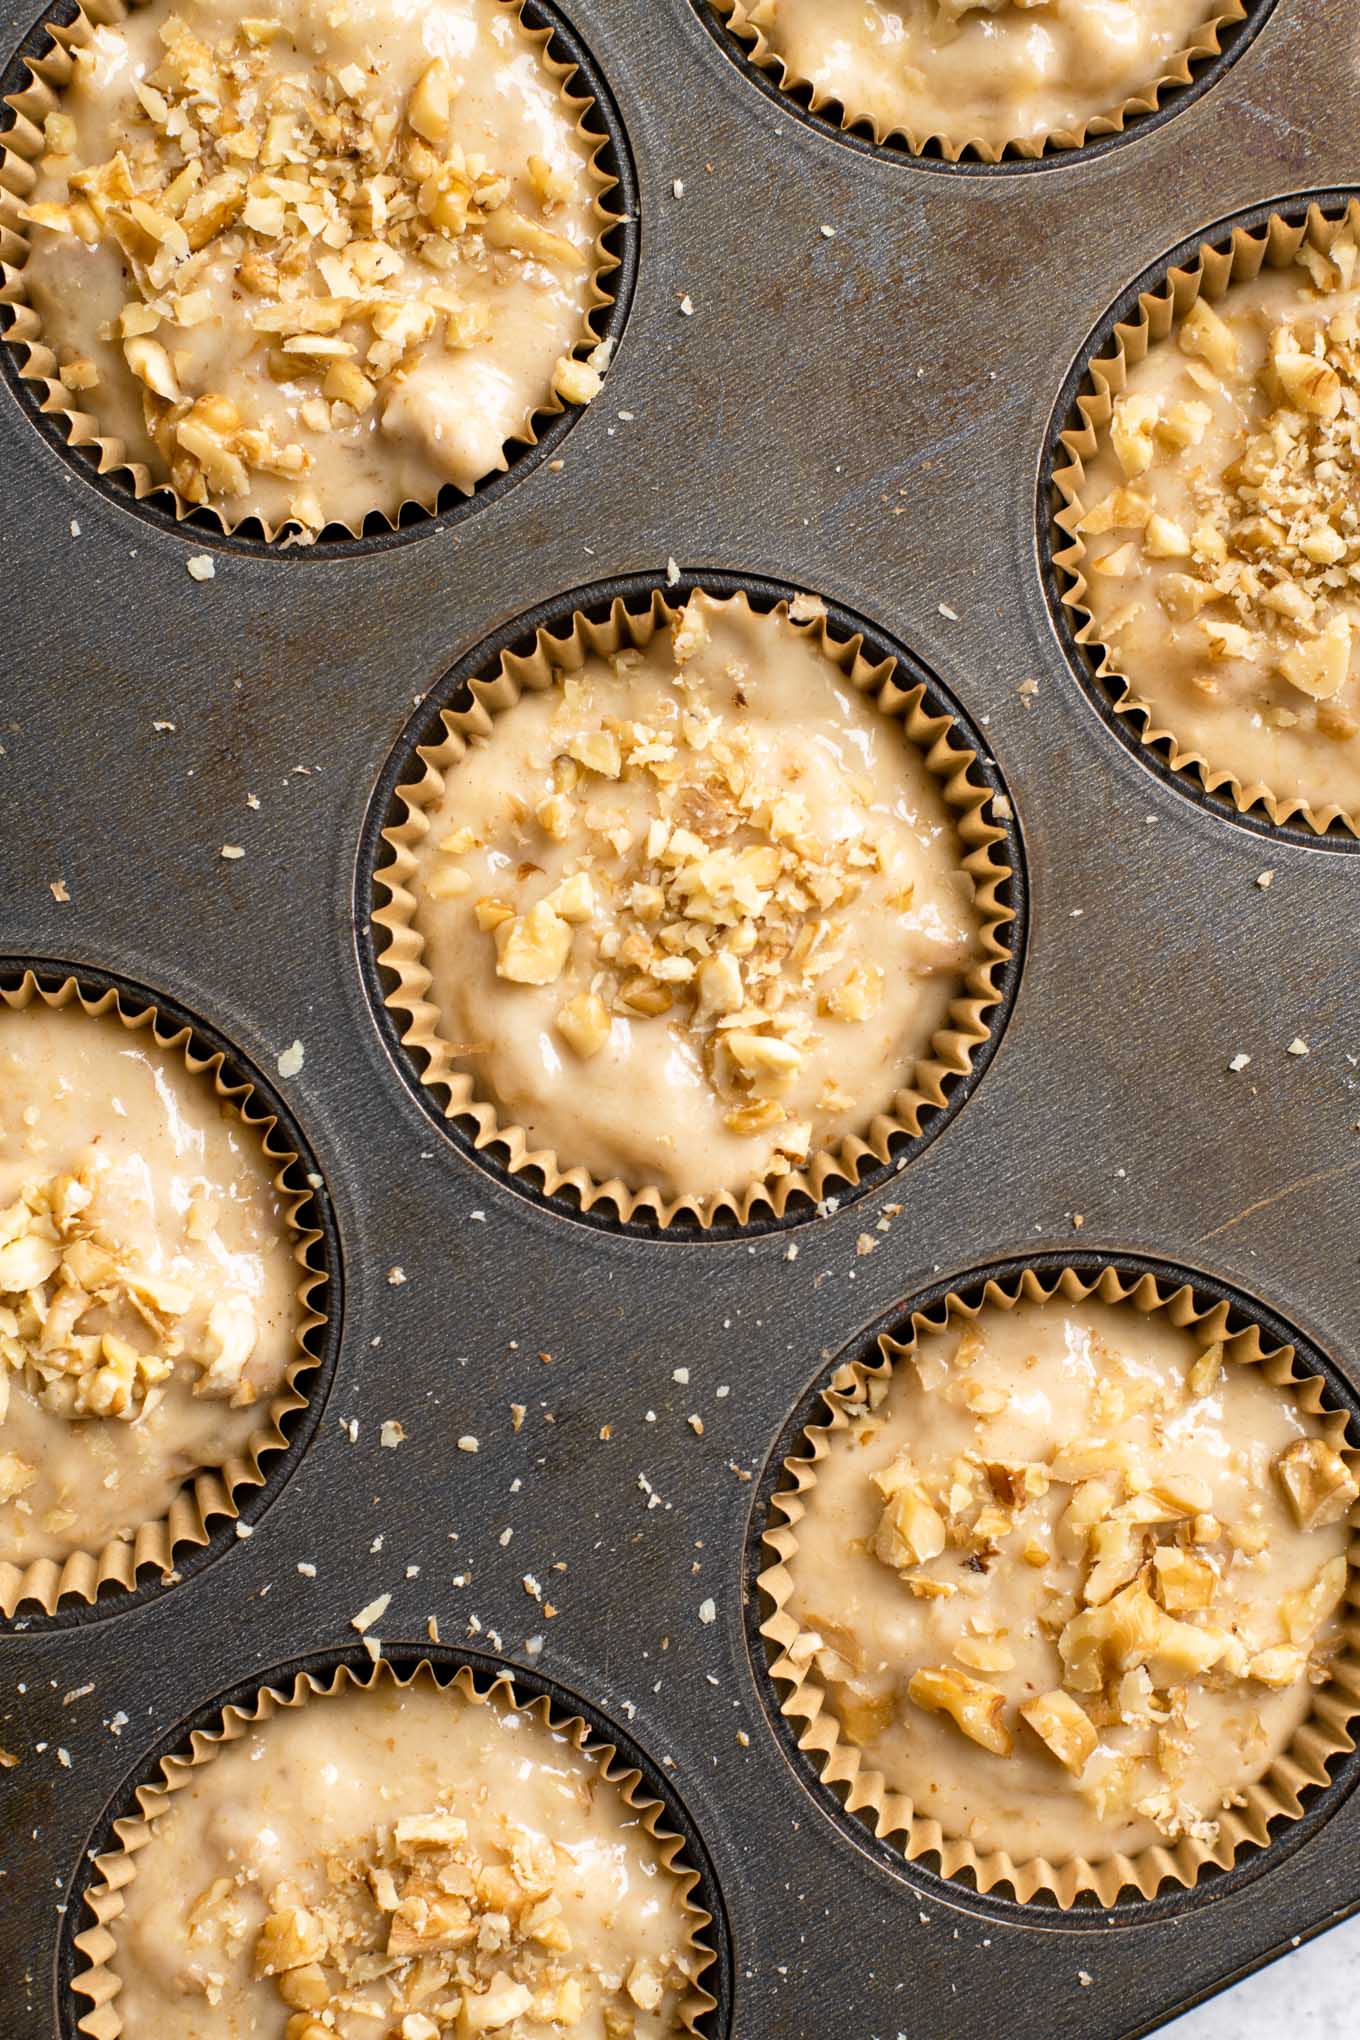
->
1156, 1912, 1360, 2037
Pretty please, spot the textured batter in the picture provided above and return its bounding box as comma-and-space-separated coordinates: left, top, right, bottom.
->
106, 1676, 700, 2038
780, 1297, 1357, 1864
18, 0, 605, 534
405, 593, 984, 1205
0, 1000, 300, 1567
721, 0, 1230, 153
1080, 229, 1360, 822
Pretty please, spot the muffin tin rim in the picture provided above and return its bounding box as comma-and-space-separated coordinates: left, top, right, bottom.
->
353, 563, 1030, 1245
740, 1246, 1360, 1930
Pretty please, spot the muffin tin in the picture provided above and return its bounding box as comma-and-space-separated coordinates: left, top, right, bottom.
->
1, 0, 1358, 2034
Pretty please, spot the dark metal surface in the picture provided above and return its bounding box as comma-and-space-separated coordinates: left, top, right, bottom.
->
0, 0, 1358, 2034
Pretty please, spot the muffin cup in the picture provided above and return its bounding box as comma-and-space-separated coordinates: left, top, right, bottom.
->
1053, 195, 1360, 839
0, 0, 622, 544
757, 1260, 1360, 1906
69, 1653, 719, 2040
713, 0, 1248, 163
373, 585, 1016, 1230
0, 970, 328, 1619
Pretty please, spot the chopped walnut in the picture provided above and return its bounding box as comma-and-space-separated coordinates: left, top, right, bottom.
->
826, 1303, 1356, 1860
1093, 234, 1360, 735
433, 595, 935, 1140
907, 1665, 1012, 1757
231, 1802, 687, 2036
1276, 1436, 1358, 1530
0, 1160, 256, 1437
1019, 1689, 1097, 1774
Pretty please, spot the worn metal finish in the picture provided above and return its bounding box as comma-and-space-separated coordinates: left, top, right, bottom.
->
0, 0, 1358, 2035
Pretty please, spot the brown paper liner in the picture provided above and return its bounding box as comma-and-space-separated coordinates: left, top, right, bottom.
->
1053, 196, 1360, 839
758, 1261, 1360, 1906
714, 0, 1248, 164
373, 587, 1016, 1230
69, 1655, 719, 2039
0, 0, 622, 544
0, 971, 328, 1619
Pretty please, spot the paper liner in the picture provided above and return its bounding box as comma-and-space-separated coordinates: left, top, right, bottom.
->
69, 1654, 718, 2040
372, 586, 1016, 1230
758, 1261, 1360, 1907
0, 0, 622, 544
1053, 195, 1360, 839
713, 0, 1248, 164
0, 970, 328, 1619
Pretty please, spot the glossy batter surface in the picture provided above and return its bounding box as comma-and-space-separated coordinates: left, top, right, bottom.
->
406, 594, 983, 1204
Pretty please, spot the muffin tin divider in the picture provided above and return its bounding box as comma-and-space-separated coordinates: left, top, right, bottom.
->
1, 0, 1358, 2032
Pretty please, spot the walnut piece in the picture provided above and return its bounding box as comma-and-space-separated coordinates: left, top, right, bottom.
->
907, 1665, 1013, 1757
1276, 1437, 1358, 1531
1019, 1690, 1097, 1774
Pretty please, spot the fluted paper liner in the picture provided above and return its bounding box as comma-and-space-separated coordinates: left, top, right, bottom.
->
373, 586, 1015, 1230
714, 0, 1248, 164
0, 971, 327, 1619
1054, 196, 1360, 839
0, 0, 622, 544
70, 1655, 718, 2039
758, 1262, 1360, 1906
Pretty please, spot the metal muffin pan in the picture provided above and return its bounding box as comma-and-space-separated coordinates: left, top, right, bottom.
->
1, 0, 1358, 2033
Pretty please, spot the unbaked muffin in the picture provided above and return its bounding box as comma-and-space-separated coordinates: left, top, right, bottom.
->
392, 591, 996, 1214
0, 995, 302, 1571
1077, 223, 1360, 827
719, 0, 1239, 156
96, 1671, 705, 2038
774, 1293, 1357, 1871
15, 0, 611, 535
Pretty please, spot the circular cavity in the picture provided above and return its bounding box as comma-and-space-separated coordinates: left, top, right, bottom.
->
691, 0, 1278, 173
58, 1643, 732, 2039
745, 1251, 1360, 1924
0, 956, 341, 1629
0, 0, 638, 554
1042, 189, 1360, 849
356, 568, 1028, 1240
